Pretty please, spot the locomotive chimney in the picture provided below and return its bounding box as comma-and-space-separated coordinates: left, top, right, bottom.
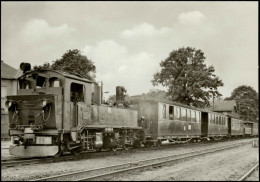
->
116, 86, 127, 107
20, 62, 31, 73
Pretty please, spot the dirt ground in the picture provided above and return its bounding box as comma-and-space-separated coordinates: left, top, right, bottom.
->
1, 140, 13, 160
246, 167, 259, 181
111, 143, 259, 181
1, 139, 258, 181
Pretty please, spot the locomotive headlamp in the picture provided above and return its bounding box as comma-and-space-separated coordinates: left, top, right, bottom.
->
5, 100, 17, 110
5, 100, 12, 108
41, 99, 51, 108
42, 100, 47, 107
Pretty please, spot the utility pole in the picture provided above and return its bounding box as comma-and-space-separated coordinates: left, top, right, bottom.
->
238, 92, 247, 119
247, 106, 250, 121
210, 87, 215, 111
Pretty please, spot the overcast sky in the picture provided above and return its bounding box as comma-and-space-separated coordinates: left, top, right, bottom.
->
1, 1, 258, 99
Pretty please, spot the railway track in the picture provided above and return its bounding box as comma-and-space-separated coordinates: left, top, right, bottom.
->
1, 138, 254, 169
29, 140, 251, 181
238, 163, 259, 181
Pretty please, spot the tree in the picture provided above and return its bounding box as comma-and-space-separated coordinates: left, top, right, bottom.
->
33, 62, 51, 71
107, 94, 130, 104
33, 49, 96, 81
152, 47, 224, 107
143, 89, 168, 99
225, 85, 258, 122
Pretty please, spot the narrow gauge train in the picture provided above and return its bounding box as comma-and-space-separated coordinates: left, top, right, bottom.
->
129, 96, 258, 146
6, 64, 143, 157
6, 64, 258, 157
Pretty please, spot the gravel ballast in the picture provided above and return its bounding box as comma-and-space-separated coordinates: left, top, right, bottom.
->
1, 138, 257, 181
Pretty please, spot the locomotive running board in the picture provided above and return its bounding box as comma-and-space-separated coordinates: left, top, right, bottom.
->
9, 145, 59, 158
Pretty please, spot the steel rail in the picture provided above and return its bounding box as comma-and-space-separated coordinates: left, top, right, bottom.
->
30, 141, 251, 181
0, 139, 213, 168
1, 138, 254, 169
238, 163, 259, 181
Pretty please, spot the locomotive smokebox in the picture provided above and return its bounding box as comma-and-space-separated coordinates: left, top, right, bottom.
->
116, 86, 127, 104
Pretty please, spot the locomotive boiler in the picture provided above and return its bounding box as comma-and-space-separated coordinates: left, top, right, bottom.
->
6, 65, 143, 157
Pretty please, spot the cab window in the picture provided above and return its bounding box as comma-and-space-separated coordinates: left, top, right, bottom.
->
49, 77, 61, 87
70, 82, 85, 102
36, 76, 47, 88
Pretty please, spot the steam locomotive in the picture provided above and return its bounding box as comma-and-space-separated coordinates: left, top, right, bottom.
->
6, 63, 258, 157
7, 64, 143, 157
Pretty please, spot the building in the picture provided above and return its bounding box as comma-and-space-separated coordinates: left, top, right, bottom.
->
210, 100, 238, 118
1, 61, 22, 138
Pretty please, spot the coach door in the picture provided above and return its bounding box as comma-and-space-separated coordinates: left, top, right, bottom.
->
201, 112, 208, 137
228, 117, 231, 136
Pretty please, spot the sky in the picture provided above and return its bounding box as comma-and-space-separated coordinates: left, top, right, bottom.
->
1, 1, 258, 100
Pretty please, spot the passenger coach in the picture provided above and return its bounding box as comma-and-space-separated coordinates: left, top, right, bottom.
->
130, 97, 203, 145
201, 111, 228, 139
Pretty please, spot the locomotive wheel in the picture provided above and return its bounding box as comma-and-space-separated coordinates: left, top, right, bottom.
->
96, 148, 102, 152
133, 140, 142, 148
156, 140, 162, 148
54, 150, 63, 158
71, 147, 82, 155
70, 144, 83, 155
111, 146, 118, 151
54, 143, 66, 157
123, 144, 129, 150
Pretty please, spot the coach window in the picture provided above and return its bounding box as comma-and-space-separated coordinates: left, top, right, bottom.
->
70, 82, 85, 102
169, 106, 174, 120
191, 110, 196, 122
187, 109, 191, 122
175, 107, 181, 120
162, 104, 166, 119
181, 108, 187, 121
195, 111, 199, 123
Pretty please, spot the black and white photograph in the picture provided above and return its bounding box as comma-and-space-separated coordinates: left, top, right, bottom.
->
1, 1, 258, 181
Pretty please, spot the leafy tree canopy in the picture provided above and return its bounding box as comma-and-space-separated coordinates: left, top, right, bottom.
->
152, 47, 224, 107
225, 85, 258, 122
143, 89, 168, 100
33, 49, 96, 81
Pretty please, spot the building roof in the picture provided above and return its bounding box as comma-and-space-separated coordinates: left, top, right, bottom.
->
210, 100, 237, 112
1, 61, 23, 79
